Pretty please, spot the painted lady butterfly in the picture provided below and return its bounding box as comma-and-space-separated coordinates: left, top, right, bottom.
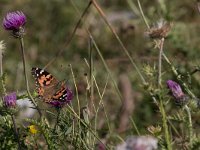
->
31, 67, 73, 107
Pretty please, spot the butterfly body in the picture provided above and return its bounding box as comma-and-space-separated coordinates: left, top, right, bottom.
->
31, 67, 73, 106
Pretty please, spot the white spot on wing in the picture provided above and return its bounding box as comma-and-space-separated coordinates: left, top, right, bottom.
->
40, 70, 44, 74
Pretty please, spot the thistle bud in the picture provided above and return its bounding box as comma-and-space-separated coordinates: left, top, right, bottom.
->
166, 80, 189, 106
3, 92, 17, 108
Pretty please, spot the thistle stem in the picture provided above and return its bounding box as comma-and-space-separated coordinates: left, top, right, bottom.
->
158, 38, 164, 88
160, 99, 172, 150
53, 108, 61, 133
0, 45, 6, 98
11, 115, 21, 150
162, 53, 196, 99
0, 49, 3, 77
184, 105, 193, 146
19, 37, 42, 117
137, 0, 150, 29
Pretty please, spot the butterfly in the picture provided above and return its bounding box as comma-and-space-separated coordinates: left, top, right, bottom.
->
31, 67, 73, 107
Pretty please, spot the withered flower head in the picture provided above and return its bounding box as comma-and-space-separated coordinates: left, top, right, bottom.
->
146, 20, 172, 39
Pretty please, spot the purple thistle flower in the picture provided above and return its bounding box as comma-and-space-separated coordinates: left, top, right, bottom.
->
3, 11, 26, 31
3, 92, 17, 108
166, 80, 188, 105
49, 87, 73, 108
167, 80, 184, 99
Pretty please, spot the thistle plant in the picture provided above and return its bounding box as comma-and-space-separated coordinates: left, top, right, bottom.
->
1, 1, 200, 149
166, 80, 189, 106
3, 92, 17, 108
3, 11, 26, 37
3, 11, 41, 116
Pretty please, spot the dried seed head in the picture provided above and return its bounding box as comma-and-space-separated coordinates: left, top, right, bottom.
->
146, 20, 172, 39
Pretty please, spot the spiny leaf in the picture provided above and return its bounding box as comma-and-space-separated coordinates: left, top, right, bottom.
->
167, 113, 186, 122
191, 138, 200, 150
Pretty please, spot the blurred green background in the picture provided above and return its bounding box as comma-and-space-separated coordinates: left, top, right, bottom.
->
1, 0, 200, 138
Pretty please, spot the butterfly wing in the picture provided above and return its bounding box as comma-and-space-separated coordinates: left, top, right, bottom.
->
49, 83, 73, 107
31, 67, 59, 102
52, 83, 72, 102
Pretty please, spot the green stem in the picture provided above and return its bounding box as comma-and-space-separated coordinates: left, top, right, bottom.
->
69, 64, 81, 133
0, 44, 6, 100
19, 37, 42, 117
184, 105, 193, 146
84, 59, 111, 134
70, 0, 123, 101
91, 36, 123, 100
41, 127, 54, 150
89, 36, 95, 115
160, 99, 172, 150
11, 115, 21, 150
126, 0, 140, 17
0, 48, 3, 77
137, 0, 150, 29
67, 105, 108, 149
163, 53, 196, 99
91, 0, 146, 85
130, 117, 140, 135
158, 38, 164, 88
53, 108, 61, 133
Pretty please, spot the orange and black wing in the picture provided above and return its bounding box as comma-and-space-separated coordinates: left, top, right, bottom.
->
31, 67, 58, 102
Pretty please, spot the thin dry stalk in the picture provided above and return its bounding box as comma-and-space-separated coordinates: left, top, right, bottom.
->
117, 74, 135, 133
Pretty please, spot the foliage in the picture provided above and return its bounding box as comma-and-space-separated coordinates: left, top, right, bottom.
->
0, 0, 200, 149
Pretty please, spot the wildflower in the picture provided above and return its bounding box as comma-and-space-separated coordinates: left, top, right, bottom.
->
3, 92, 17, 108
49, 87, 73, 108
28, 125, 38, 134
116, 136, 158, 150
3, 11, 26, 37
145, 20, 172, 39
166, 80, 189, 106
